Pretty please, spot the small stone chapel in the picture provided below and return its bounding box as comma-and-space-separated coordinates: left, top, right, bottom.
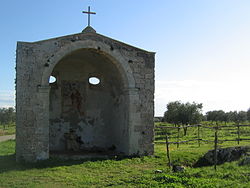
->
16, 7, 155, 162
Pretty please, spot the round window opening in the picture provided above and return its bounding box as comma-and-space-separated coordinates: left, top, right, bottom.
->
89, 77, 101, 85
49, 76, 57, 84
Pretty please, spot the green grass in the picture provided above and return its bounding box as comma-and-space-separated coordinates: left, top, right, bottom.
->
1, 139, 250, 187
0, 123, 16, 136
0, 122, 250, 187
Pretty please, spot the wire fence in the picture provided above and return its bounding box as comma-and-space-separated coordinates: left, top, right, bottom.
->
155, 123, 250, 170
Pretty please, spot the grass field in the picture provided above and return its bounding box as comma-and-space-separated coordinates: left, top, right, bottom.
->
0, 123, 16, 136
155, 121, 250, 145
0, 122, 250, 187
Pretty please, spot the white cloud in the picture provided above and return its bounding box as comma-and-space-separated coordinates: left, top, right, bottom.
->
0, 90, 15, 108
155, 80, 250, 116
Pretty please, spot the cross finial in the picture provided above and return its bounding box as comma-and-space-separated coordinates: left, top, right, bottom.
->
82, 6, 96, 27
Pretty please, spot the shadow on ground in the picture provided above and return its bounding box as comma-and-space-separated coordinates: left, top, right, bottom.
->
0, 153, 140, 174
0, 154, 89, 174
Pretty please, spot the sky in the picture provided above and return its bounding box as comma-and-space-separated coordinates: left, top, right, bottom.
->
0, 0, 249, 116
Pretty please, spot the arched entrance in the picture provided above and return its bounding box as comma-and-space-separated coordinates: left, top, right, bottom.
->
48, 48, 129, 157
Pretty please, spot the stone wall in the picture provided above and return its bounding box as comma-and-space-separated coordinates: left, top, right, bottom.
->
16, 28, 155, 162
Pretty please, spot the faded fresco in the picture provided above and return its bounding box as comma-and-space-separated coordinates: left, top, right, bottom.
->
61, 81, 86, 118
49, 75, 126, 153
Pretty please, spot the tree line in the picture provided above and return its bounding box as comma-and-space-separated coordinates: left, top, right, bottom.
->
163, 101, 250, 127
1, 104, 250, 127
206, 110, 249, 124
0, 107, 15, 125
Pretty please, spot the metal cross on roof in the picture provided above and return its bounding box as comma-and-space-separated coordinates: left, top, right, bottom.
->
82, 6, 96, 27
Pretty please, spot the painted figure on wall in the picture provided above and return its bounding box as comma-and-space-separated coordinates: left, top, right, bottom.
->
62, 81, 85, 118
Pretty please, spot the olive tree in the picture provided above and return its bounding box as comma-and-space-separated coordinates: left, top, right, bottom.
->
163, 101, 203, 135
247, 108, 250, 122
0, 107, 15, 129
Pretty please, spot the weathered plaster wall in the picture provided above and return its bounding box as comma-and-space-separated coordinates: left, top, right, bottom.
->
16, 29, 155, 162
49, 49, 127, 153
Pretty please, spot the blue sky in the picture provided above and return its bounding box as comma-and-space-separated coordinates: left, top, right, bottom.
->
0, 0, 250, 115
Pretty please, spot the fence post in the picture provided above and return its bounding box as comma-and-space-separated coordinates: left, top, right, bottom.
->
237, 122, 240, 145
166, 135, 171, 168
177, 126, 180, 148
214, 128, 218, 171
198, 124, 201, 147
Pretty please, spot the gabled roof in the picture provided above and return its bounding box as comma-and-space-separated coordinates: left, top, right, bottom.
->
18, 26, 155, 54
